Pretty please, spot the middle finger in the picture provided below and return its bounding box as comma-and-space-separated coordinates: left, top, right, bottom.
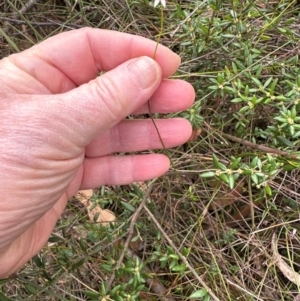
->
85, 118, 192, 157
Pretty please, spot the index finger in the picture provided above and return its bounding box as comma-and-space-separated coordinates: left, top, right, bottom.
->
26, 28, 181, 86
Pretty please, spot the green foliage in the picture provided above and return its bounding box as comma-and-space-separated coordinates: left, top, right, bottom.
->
2, 0, 300, 301
189, 288, 210, 300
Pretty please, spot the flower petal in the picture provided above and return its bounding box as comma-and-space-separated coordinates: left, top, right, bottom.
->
153, 0, 166, 7
153, 0, 160, 7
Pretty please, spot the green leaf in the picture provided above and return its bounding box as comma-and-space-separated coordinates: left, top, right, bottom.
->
189, 289, 208, 299
0, 292, 13, 301
32, 254, 43, 268
212, 153, 219, 168
251, 77, 262, 87
84, 290, 100, 298
224, 65, 231, 78
231, 98, 243, 103
239, 106, 250, 113
111, 285, 121, 294
230, 157, 241, 169
251, 174, 258, 185
121, 201, 135, 212
219, 173, 229, 184
101, 281, 106, 296
0, 279, 9, 285
169, 254, 179, 260
101, 264, 113, 272
197, 40, 206, 53
171, 264, 187, 272
131, 235, 139, 242
48, 235, 62, 243
232, 62, 238, 74
228, 175, 235, 189
264, 185, 272, 196
24, 284, 37, 295
72, 258, 85, 270
250, 156, 258, 168
263, 77, 273, 88
93, 212, 100, 223
199, 171, 215, 178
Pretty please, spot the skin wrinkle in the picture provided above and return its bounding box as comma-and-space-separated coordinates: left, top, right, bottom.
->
0, 188, 65, 249
0, 213, 43, 249
35, 30, 98, 87
1, 60, 42, 94
87, 30, 103, 72
111, 119, 122, 152
28, 46, 78, 92
5, 97, 84, 160
0, 171, 69, 208
0, 152, 82, 182
8, 55, 52, 94
1, 122, 73, 165
92, 74, 124, 126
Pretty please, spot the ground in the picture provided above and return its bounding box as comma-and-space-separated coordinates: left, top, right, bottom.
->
1, 0, 300, 300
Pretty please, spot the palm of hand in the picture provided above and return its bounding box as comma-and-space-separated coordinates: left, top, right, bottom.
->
0, 28, 194, 277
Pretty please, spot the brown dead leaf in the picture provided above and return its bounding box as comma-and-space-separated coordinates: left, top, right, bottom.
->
208, 181, 244, 209
189, 128, 202, 142
76, 190, 116, 226
76, 189, 93, 204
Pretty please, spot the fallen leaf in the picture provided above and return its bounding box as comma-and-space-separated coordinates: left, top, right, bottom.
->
76, 190, 116, 226
76, 189, 93, 204
189, 128, 202, 142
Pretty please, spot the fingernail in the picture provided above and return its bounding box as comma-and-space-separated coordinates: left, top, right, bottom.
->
127, 57, 160, 89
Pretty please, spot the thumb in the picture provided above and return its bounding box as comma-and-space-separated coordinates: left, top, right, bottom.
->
55, 56, 162, 146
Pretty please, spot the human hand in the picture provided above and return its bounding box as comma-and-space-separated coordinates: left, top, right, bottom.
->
0, 28, 194, 277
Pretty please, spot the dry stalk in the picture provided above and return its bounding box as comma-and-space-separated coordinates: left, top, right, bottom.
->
219, 131, 300, 160
13, 0, 44, 19
224, 278, 264, 301
170, 4, 202, 38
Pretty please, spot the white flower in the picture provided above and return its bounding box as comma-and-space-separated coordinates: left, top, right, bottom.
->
154, 0, 166, 7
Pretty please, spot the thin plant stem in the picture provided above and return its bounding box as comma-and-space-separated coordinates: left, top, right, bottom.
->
149, 6, 168, 153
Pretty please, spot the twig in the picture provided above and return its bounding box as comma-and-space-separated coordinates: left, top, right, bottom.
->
15, 0, 44, 18
224, 278, 264, 301
170, 4, 204, 38
219, 131, 300, 160
106, 184, 153, 291
143, 205, 221, 301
